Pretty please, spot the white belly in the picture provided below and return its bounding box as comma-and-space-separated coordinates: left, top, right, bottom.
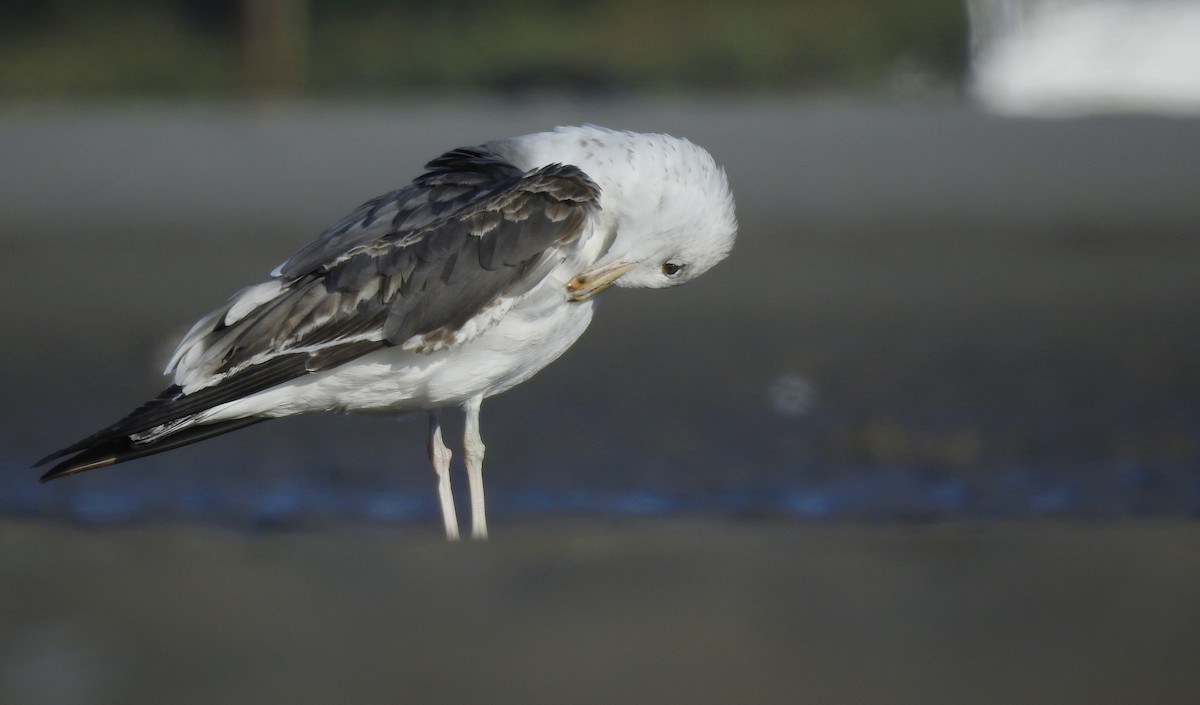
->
201, 287, 596, 421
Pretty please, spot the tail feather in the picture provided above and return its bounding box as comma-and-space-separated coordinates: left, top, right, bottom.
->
37, 417, 268, 482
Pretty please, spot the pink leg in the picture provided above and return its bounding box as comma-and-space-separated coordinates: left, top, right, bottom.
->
427, 410, 459, 540
462, 396, 488, 540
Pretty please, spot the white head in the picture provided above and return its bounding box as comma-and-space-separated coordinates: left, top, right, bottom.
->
492, 125, 737, 294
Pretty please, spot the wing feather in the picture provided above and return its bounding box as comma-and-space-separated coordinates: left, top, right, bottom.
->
42, 150, 600, 469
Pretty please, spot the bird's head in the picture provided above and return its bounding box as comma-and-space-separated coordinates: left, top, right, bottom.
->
548, 126, 738, 301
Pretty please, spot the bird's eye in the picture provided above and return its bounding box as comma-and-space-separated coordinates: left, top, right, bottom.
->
661, 261, 686, 277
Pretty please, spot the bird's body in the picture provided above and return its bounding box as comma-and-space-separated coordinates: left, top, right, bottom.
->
195, 276, 595, 420
36, 125, 737, 539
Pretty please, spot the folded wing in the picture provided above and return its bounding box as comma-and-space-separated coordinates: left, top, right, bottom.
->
37, 148, 600, 479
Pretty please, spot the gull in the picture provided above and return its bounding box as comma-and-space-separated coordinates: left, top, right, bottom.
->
35, 125, 738, 540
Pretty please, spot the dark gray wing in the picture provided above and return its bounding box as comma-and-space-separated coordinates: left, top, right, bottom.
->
274, 148, 531, 279
176, 150, 598, 383
36, 148, 600, 477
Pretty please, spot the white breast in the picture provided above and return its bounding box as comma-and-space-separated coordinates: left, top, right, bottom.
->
192, 267, 596, 423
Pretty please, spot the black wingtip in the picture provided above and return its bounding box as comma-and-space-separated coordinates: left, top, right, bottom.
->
34, 416, 269, 484
36, 438, 127, 482
39, 465, 104, 483
33, 432, 109, 468
33, 448, 73, 469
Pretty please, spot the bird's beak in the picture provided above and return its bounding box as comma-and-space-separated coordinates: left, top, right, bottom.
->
567, 261, 638, 301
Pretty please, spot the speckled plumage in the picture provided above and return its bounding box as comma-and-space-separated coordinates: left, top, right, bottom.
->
35, 125, 737, 539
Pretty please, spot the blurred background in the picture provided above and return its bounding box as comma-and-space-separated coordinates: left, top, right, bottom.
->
1, 1, 1199, 703
0, 0, 966, 98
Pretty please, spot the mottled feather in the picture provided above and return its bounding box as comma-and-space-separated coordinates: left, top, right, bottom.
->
36, 150, 599, 474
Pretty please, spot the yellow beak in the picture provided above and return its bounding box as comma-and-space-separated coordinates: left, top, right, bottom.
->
567, 261, 638, 301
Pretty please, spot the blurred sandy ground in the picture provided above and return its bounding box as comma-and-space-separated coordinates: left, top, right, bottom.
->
1, 520, 1198, 705
1, 97, 1199, 703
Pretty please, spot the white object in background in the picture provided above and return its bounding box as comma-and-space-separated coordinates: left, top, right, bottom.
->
969, 0, 1200, 116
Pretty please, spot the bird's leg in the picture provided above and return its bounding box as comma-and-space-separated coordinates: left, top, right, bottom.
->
427, 410, 460, 540
462, 396, 488, 540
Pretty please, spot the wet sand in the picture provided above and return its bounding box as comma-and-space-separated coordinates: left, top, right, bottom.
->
2, 519, 1198, 705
